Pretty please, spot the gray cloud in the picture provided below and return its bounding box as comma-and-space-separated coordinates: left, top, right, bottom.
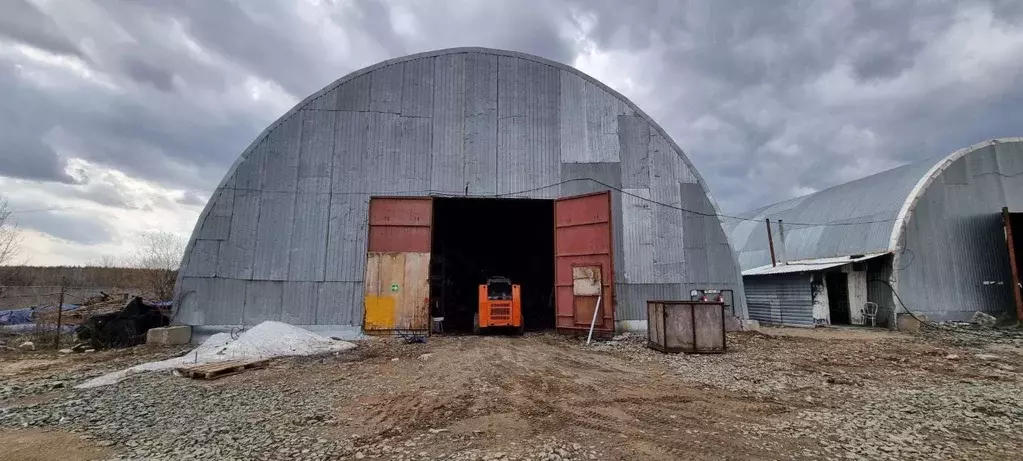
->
0, 0, 82, 57
570, 0, 1023, 211
17, 210, 115, 245
0, 0, 1021, 260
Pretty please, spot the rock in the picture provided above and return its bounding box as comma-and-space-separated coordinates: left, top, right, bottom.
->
58, 348, 73, 354
428, 428, 448, 434
945, 354, 960, 360
418, 353, 433, 361
974, 354, 1000, 361
391, 357, 400, 362
97, 441, 115, 447
355, 452, 366, 459
970, 311, 997, 328
18, 341, 35, 351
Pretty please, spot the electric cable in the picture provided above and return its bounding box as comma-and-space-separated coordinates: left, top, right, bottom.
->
9, 177, 904, 229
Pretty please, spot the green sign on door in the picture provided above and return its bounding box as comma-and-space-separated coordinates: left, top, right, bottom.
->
390, 284, 400, 292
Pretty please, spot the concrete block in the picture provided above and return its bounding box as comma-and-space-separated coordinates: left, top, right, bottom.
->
741, 319, 761, 332
724, 314, 744, 332
896, 313, 924, 332
146, 325, 192, 345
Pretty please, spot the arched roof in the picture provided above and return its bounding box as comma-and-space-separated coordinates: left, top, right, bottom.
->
728, 138, 1023, 271
192, 47, 725, 232
176, 47, 745, 314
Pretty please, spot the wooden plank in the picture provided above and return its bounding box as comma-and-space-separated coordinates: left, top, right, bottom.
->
399, 252, 431, 330
174, 359, 268, 380
380, 252, 406, 329
365, 253, 381, 297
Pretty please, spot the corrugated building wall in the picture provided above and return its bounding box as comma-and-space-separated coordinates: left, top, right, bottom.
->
744, 274, 813, 326
174, 48, 746, 333
730, 138, 1023, 324
895, 141, 1023, 321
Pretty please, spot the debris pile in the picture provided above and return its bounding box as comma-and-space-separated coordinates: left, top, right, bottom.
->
76, 321, 356, 388
74, 296, 170, 349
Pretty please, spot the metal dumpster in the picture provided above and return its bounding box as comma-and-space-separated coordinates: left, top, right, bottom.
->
646, 300, 726, 353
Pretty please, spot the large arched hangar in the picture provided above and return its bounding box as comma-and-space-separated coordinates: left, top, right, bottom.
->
174, 47, 746, 337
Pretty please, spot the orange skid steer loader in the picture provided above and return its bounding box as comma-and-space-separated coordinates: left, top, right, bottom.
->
474, 276, 523, 335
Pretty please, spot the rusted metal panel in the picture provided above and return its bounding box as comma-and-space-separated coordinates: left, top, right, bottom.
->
367, 197, 433, 253
646, 301, 726, 353
555, 192, 614, 334
1002, 208, 1023, 320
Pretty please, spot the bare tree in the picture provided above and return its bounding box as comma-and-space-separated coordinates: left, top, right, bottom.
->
0, 197, 21, 266
128, 231, 186, 299
129, 231, 186, 270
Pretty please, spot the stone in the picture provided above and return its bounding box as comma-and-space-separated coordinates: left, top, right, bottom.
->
945, 354, 960, 360
18, 341, 35, 351
974, 354, 1000, 361
970, 311, 997, 328
146, 325, 192, 345
896, 314, 923, 332
418, 353, 433, 361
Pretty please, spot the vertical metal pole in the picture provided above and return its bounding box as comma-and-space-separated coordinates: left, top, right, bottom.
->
765, 218, 777, 267
586, 292, 603, 345
777, 219, 786, 265
1002, 207, 1023, 321
54, 277, 65, 350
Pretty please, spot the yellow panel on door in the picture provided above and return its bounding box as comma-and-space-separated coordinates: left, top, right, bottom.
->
364, 295, 396, 330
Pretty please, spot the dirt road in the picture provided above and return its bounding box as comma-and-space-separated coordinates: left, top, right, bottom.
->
2, 327, 1022, 460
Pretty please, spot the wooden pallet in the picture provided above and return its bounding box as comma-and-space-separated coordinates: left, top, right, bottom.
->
174, 359, 269, 380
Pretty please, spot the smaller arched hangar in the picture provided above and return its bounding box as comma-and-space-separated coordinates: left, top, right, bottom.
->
729, 138, 1023, 326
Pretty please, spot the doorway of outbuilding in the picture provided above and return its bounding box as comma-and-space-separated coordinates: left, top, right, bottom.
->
827, 271, 851, 325
1002, 208, 1023, 320
429, 198, 555, 333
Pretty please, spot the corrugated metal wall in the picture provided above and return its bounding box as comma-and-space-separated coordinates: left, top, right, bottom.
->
744, 274, 814, 326
175, 48, 746, 329
896, 141, 1023, 321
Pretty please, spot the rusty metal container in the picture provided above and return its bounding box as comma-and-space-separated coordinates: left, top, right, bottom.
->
646, 301, 726, 354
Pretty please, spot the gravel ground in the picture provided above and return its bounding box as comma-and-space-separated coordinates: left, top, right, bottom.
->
1, 326, 1022, 460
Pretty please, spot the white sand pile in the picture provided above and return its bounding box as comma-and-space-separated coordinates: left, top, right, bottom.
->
76, 321, 356, 389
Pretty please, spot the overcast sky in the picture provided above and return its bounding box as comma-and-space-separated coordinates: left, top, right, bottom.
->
2, 0, 1022, 266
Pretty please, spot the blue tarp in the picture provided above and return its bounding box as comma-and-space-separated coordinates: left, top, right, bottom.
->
0, 308, 33, 325
0, 304, 81, 326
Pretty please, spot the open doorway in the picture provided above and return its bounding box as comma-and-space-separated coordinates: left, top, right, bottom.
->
1003, 208, 1023, 320
429, 198, 555, 333
827, 271, 850, 325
